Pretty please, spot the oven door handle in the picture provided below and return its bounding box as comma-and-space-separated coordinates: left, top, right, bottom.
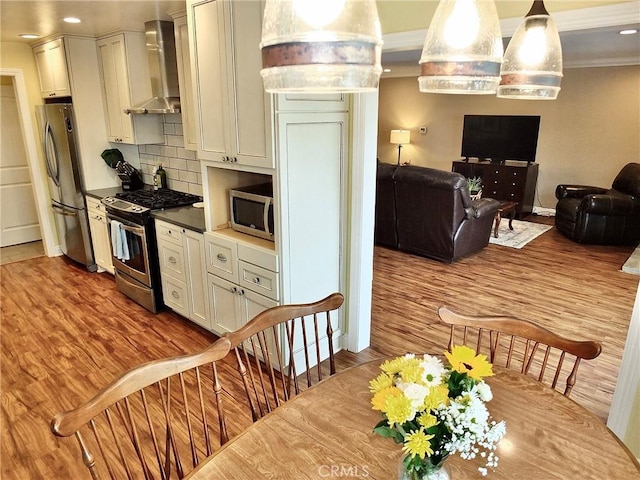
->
119, 223, 145, 236
107, 215, 145, 233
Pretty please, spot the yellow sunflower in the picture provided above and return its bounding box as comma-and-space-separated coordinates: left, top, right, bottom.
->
444, 345, 494, 380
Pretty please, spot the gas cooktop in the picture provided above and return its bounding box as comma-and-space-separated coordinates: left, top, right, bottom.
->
115, 189, 202, 210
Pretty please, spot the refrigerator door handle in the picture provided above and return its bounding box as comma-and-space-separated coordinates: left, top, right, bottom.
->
52, 203, 78, 217
43, 122, 60, 187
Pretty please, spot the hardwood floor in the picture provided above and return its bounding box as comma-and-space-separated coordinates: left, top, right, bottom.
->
0, 240, 44, 265
1, 220, 638, 479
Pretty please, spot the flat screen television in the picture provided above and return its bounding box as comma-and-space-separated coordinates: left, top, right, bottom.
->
461, 115, 540, 164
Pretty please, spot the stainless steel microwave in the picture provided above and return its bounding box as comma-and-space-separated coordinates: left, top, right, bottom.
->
229, 183, 274, 241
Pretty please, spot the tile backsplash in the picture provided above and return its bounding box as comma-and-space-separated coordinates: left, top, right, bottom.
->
137, 113, 203, 196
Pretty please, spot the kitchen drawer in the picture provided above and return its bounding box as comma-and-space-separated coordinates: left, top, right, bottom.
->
86, 196, 106, 214
156, 219, 184, 246
238, 243, 279, 272
162, 276, 189, 317
205, 232, 238, 283
239, 260, 280, 301
158, 240, 186, 281
88, 210, 107, 223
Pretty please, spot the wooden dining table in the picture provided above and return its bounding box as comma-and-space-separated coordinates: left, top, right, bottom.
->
186, 358, 640, 479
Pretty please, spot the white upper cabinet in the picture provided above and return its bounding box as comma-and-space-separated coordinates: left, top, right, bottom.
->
33, 38, 71, 98
96, 32, 164, 145
172, 13, 198, 151
188, 0, 272, 170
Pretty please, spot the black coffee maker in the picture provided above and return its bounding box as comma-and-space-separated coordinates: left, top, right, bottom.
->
101, 149, 144, 191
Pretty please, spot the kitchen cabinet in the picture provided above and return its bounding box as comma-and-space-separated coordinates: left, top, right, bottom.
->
275, 111, 347, 305
32, 36, 120, 191
204, 230, 278, 335
156, 219, 209, 329
187, 0, 272, 170
96, 32, 164, 145
33, 38, 71, 98
86, 196, 114, 274
200, 111, 348, 349
172, 12, 197, 151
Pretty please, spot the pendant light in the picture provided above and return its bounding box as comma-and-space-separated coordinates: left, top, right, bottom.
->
498, 0, 563, 100
419, 0, 503, 94
260, 0, 383, 93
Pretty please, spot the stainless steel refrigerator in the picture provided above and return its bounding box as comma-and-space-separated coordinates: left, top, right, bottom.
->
37, 103, 96, 271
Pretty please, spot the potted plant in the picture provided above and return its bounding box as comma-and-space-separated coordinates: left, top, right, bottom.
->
466, 176, 483, 200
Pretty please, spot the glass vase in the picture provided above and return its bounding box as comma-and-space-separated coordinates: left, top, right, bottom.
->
398, 454, 451, 480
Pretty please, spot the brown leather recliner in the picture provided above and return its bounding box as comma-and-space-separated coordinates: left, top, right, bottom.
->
374, 163, 500, 263
555, 163, 640, 245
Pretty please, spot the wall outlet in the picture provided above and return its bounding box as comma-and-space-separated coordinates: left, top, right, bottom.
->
419, 126, 427, 134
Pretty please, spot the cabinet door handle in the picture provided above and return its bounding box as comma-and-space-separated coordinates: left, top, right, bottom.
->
230, 286, 237, 293
168, 256, 177, 264
233, 157, 238, 163
216, 253, 227, 263
172, 291, 180, 299
238, 289, 245, 296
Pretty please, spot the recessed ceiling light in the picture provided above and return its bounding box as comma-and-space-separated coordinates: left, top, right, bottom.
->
383, 68, 391, 73
619, 29, 638, 35
19, 34, 39, 39
63, 17, 82, 24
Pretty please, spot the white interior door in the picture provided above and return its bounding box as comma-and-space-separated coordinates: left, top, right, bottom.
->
0, 83, 41, 247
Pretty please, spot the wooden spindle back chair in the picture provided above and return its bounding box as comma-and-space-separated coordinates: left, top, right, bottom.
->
437, 307, 602, 396
51, 338, 232, 480
224, 292, 344, 421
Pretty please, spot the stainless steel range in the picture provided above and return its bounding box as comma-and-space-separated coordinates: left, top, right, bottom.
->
103, 189, 202, 312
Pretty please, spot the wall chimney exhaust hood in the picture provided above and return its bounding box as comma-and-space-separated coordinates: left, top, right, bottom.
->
125, 20, 180, 114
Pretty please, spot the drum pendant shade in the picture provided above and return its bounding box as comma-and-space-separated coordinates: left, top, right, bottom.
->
497, 0, 563, 100
260, 0, 383, 93
419, 0, 503, 94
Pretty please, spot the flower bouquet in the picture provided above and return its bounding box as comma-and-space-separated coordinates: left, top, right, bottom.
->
370, 346, 507, 479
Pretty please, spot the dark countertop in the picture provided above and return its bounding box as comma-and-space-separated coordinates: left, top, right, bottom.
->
85, 186, 125, 199
152, 206, 206, 233
86, 187, 206, 233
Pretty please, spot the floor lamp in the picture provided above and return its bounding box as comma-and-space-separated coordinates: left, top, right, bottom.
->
390, 130, 410, 165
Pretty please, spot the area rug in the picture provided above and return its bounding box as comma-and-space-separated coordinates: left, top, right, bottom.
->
489, 219, 552, 249
622, 245, 640, 275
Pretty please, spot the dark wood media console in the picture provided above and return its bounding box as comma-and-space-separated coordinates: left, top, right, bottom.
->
452, 160, 539, 218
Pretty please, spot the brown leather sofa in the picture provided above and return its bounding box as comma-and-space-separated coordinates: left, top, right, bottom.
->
555, 162, 640, 245
375, 163, 500, 263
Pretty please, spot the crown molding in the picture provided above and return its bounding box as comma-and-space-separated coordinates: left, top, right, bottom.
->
382, 1, 640, 51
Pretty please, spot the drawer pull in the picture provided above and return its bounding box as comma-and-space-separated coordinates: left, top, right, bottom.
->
172, 291, 180, 299
216, 253, 227, 263
253, 277, 261, 284
168, 256, 177, 264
